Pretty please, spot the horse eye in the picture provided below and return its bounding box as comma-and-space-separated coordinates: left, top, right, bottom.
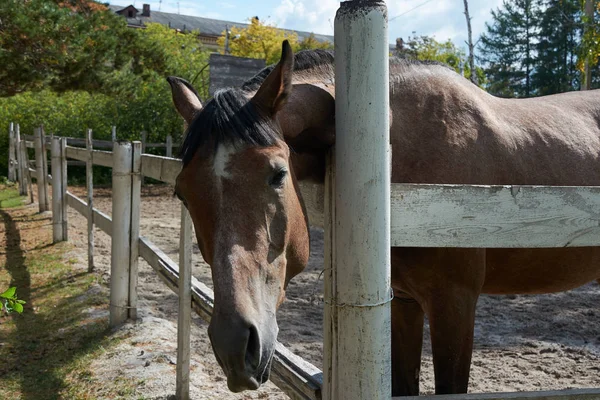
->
270, 169, 287, 188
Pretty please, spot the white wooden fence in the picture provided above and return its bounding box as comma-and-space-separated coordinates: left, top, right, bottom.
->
8, 118, 600, 400
7, 124, 324, 400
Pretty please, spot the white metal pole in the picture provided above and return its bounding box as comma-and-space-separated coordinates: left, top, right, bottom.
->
51, 137, 64, 242
60, 138, 68, 240
110, 141, 133, 327
87, 129, 94, 272
176, 205, 193, 400
331, 1, 391, 399
129, 141, 142, 320
34, 128, 49, 212
8, 123, 16, 182
166, 135, 173, 158
111, 126, 117, 142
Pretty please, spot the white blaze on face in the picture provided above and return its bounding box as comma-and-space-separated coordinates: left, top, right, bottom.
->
213, 143, 236, 181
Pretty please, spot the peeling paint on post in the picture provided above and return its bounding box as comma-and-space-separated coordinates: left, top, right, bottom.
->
328, 1, 391, 399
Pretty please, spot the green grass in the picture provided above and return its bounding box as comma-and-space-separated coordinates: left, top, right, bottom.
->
0, 184, 25, 208
0, 186, 139, 399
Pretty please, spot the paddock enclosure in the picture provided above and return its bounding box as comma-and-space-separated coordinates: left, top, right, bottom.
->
6, 1, 600, 398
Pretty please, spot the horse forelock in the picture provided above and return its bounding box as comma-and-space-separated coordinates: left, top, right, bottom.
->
179, 88, 280, 166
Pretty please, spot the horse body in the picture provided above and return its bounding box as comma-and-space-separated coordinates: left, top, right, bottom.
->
167, 42, 600, 396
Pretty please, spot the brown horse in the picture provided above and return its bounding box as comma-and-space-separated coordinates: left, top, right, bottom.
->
167, 40, 600, 396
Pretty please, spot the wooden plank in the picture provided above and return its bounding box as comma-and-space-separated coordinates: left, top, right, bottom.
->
8, 123, 16, 182
176, 206, 193, 400
397, 388, 600, 400
166, 135, 173, 158
66, 192, 112, 236
137, 237, 323, 400
129, 141, 142, 320
66, 191, 87, 216
34, 128, 49, 212
23, 142, 34, 204
60, 138, 68, 240
93, 208, 112, 236
51, 137, 64, 242
391, 184, 600, 248
140, 154, 181, 184
40, 126, 50, 211
66, 146, 113, 167
86, 130, 94, 272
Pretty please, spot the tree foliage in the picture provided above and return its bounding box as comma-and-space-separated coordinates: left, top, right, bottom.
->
534, 0, 580, 95
0, 21, 211, 178
478, 0, 600, 96
217, 17, 332, 65
578, 0, 600, 78
394, 35, 487, 86
0, 0, 138, 96
479, 0, 540, 97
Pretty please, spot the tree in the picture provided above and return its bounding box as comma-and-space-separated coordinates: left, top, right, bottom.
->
216, 17, 333, 65
298, 33, 333, 51
394, 35, 486, 86
463, 0, 477, 85
533, 0, 581, 95
479, 0, 541, 97
580, 0, 599, 89
0, 0, 138, 97
217, 17, 299, 65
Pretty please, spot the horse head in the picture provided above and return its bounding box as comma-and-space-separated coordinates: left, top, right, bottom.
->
167, 41, 335, 392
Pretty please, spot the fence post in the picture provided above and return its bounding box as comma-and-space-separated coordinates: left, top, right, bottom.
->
176, 205, 193, 400
329, 1, 391, 399
8, 123, 16, 182
110, 141, 133, 327
51, 137, 64, 242
34, 128, 49, 212
22, 140, 34, 204
166, 135, 173, 158
86, 129, 94, 272
128, 141, 142, 320
111, 126, 117, 142
15, 124, 27, 196
40, 126, 50, 211
141, 131, 147, 154
60, 138, 68, 240
323, 150, 336, 400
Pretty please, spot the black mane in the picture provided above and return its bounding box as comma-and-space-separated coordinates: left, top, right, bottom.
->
178, 48, 335, 166
179, 88, 278, 166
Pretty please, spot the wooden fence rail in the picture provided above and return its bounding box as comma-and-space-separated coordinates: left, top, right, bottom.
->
9, 121, 600, 400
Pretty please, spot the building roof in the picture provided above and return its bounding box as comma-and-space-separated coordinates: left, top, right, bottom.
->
108, 4, 334, 43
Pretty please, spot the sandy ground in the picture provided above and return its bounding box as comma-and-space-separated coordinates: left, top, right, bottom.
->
63, 185, 600, 399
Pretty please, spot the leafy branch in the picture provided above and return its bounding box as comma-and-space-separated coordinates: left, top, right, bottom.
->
1, 286, 25, 314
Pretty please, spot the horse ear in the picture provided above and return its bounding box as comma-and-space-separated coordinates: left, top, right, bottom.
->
167, 76, 203, 125
252, 40, 294, 115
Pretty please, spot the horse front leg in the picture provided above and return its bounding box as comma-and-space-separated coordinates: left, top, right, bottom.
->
427, 287, 479, 395
391, 296, 424, 396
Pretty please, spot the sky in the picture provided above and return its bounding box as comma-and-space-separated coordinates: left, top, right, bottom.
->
109, 0, 506, 52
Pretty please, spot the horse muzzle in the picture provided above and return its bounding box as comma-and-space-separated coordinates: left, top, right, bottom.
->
208, 313, 278, 392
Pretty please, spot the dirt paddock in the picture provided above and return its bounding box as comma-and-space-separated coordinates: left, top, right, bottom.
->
65, 184, 600, 399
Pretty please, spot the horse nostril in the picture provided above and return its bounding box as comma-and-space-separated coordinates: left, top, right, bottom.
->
245, 325, 261, 372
